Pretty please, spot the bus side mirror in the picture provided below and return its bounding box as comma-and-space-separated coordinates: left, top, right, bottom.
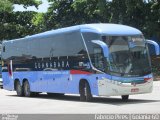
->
146, 40, 160, 55
91, 40, 109, 57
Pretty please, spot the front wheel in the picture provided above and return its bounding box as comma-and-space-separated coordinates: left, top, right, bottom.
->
121, 95, 129, 101
79, 81, 92, 102
24, 81, 32, 97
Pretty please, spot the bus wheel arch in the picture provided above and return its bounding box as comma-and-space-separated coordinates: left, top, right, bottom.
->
79, 79, 92, 102
14, 79, 24, 96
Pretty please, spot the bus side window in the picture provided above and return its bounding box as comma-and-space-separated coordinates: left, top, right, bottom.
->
75, 50, 90, 69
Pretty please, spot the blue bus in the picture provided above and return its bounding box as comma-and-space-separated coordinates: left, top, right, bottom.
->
1, 24, 159, 101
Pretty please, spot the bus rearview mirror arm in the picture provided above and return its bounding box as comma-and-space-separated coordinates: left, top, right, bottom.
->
91, 40, 109, 57
146, 40, 160, 55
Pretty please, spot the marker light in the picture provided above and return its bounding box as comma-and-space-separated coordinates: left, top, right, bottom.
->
144, 78, 152, 81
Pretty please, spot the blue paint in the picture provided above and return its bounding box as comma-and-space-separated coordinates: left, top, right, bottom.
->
2, 70, 151, 95
147, 37, 160, 55
2, 71, 99, 95
91, 40, 109, 57
147, 40, 160, 55
111, 74, 152, 83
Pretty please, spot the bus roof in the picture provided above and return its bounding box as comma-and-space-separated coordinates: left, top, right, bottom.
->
4, 23, 142, 42
81, 23, 142, 36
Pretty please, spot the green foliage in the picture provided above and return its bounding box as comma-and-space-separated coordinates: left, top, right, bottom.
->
9, 0, 42, 8
32, 13, 46, 33
42, 0, 74, 30
44, 0, 110, 30
145, 0, 160, 38
72, 0, 109, 23
0, 0, 42, 40
0, 0, 160, 43
0, 11, 39, 40
44, 0, 160, 40
0, 0, 13, 12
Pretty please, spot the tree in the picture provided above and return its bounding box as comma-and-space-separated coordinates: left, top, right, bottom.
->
44, 0, 75, 29
1, 0, 160, 42
0, 0, 42, 41
72, 0, 110, 23
144, 0, 160, 39
0, 0, 13, 12
32, 13, 46, 33
109, 0, 127, 23
9, 0, 42, 8
44, 0, 110, 30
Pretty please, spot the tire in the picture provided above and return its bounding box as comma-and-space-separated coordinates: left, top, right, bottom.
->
24, 81, 32, 97
121, 95, 129, 101
15, 81, 24, 96
79, 81, 92, 102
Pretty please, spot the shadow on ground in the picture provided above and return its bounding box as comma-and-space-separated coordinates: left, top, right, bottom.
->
7, 93, 160, 106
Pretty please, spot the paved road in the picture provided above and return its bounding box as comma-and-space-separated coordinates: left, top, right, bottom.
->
0, 81, 160, 114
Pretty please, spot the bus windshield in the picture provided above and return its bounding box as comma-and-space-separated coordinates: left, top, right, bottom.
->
102, 35, 151, 77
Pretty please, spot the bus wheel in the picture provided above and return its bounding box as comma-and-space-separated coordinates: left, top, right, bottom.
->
15, 81, 23, 96
24, 81, 32, 97
121, 95, 129, 101
79, 81, 92, 102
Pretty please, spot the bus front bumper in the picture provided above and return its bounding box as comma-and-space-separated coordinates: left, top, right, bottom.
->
97, 78, 153, 96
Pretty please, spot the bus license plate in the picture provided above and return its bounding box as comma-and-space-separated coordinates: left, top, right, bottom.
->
131, 88, 139, 92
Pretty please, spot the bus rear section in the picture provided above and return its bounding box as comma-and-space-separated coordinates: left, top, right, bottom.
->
1, 23, 159, 101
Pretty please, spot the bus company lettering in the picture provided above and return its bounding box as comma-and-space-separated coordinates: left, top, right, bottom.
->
34, 60, 70, 69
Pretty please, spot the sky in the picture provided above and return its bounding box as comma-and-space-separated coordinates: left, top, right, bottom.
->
13, 0, 50, 13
